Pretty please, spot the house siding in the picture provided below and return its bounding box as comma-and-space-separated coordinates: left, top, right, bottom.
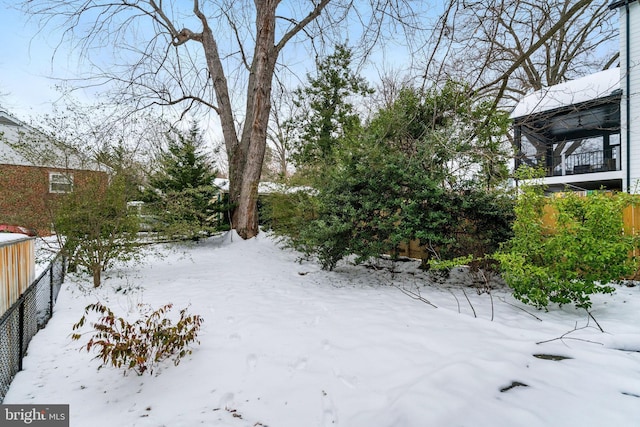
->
622, 1, 640, 192
0, 164, 107, 235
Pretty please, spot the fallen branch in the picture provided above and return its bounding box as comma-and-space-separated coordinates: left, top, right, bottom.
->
497, 296, 543, 321
462, 288, 476, 318
536, 321, 604, 346
392, 284, 437, 308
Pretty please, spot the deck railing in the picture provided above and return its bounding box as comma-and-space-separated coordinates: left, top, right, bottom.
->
519, 147, 620, 177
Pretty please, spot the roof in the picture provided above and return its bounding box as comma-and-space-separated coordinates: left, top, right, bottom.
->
0, 109, 25, 127
510, 68, 621, 119
0, 109, 36, 166
0, 107, 105, 171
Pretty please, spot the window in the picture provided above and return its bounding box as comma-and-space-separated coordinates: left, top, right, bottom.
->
609, 132, 621, 147
49, 172, 74, 193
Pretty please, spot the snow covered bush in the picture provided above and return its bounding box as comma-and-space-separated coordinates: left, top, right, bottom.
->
72, 302, 203, 375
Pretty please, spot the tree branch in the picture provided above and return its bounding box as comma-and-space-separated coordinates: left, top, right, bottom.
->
274, 0, 332, 54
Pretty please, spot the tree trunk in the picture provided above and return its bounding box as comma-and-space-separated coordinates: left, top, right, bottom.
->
197, 0, 329, 239
230, 2, 279, 239
92, 264, 101, 287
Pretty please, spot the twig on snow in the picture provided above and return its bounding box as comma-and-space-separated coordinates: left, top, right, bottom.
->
488, 291, 494, 322
536, 321, 604, 346
496, 296, 543, 321
587, 310, 604, 333
462, 288, 476, 318
392, 284, 437, 308
447, 288, 461, 313
471, 266, 494, 321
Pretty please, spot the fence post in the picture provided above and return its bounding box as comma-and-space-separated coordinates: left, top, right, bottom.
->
18, 301, 24, 371
50, 261, 54, 319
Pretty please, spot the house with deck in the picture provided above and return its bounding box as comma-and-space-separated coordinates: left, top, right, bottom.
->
512, 0, 639, 194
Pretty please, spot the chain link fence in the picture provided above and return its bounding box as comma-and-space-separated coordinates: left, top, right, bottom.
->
0, 253, 66, 402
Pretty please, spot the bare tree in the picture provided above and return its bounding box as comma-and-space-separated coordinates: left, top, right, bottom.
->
22, 0, 429, 239
20, 0, 615, 239
266, 82, 300, 179
421, 0, 618, 106
15, 96, 166, 175
371, 65, 415, 111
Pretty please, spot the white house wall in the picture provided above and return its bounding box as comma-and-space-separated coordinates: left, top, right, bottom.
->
622, 1, 640, 192
0, 122, 32, 166
0, 109, 104, 171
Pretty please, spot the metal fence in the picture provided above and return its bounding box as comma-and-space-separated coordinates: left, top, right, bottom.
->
0, 253, 65, 403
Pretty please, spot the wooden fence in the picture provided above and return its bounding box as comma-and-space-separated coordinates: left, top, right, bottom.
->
623, 203, 640, 236
397, 199, 640, 261
397, 239, 429, 260
541, 198, 640, 234
0, 235, 35, 317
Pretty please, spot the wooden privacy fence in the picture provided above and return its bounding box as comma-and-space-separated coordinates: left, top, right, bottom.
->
541, 198, 640, 235
622, 203, 640, 236
396, 198, 640, 261
0, 240, 66, 402
0, 236, 35, 317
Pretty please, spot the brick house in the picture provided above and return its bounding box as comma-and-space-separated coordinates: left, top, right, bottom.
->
0, 109, 108, 235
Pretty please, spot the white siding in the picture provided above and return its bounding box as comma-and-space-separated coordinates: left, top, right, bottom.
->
0, 122, 33, 166
622, 1, 640, 192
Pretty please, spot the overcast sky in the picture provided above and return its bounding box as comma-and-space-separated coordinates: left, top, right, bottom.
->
0, 2, 424, 124
0, 4, 71, 118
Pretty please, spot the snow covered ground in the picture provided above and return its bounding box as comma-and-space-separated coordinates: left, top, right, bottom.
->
5, 231, 640, 426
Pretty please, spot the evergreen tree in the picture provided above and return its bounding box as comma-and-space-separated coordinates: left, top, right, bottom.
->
144, 123, 220, 240
278, 83, 514, 269
291, 44, 373, 172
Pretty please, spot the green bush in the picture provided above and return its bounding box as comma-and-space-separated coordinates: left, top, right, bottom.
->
274, 82, 514, 270
72, 302, 203, 375
292, 147, 452, 269
260, 188, 319, 239
143, 123, 222, 240
282, 146, 514, 270
437, 189, 515, 261
53, 174, 141, 287
496, 172, 638, 309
